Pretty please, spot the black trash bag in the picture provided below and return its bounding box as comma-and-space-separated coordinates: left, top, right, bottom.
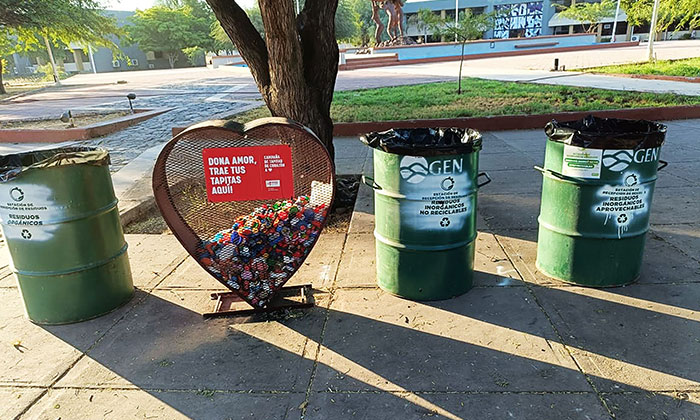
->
545, 115, 666, 150
361, 127, 482, 156
0, 146, 110, 183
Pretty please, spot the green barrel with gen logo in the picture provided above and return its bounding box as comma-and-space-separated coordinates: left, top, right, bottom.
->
0, 147, 133, 324
362, 129, 489, 300
535, 117, 667, 286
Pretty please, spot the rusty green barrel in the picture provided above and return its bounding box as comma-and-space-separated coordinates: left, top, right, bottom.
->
535, 117, 667, 286
362, 128, 488, 300
0, 147, 133, 324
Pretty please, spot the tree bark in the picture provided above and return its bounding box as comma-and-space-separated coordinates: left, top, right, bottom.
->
0, 60, 6, 95
206, 0, 339, 157
167, 52, 178, 69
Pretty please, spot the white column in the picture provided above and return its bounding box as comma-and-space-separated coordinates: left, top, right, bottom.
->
88, 45, 97, 74
647, 0, 661, 61
611, 0, 621, 42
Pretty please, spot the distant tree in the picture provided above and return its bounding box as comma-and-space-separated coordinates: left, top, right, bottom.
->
128, 5, 212, 68
555, 0, 617, 34
408, 11, 431, 43
0, 0, 120, 92
622, 0, 700, 34
416, 8, 494, 94
336, 0, 360, 42
347, 0, 377, 46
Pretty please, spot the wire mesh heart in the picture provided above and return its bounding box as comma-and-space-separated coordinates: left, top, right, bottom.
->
153, 118, 335, 308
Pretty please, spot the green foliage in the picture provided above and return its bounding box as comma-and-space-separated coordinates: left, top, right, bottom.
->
35, 62, 69, 82
128, 3, 214, 67
183, 46, 205, 66
233, 78, 700, 123
336, 0, 359, 42
586, 57, 700, 77
622, 0, 700, 33
555, 0, 617, 33
416, 8, 493, 42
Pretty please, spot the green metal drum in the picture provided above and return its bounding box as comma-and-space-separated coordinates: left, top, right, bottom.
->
0, 148, 133, 324
536, 120, 666, 287
368, 146, 488, 300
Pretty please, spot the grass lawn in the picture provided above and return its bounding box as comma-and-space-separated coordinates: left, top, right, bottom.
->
585, 57, 700, 78
233, 78, 700, 124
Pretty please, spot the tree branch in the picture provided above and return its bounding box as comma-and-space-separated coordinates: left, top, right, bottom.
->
206, 0, 270, 96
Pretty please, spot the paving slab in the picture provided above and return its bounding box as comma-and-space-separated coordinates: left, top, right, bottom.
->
334, 137, 369, 160
649, 187, 700, 225
348, 185, 374, 234
481, 169, 542, 195
603, 391, 700, 420
55, 289, 326, 392
125, 234, 189, 288
531, 284, 700, 393
305, 391, 610, 420
479, 151, 539, 172
481, 132, 521, 155
651, 224, 700, 265
478, 193, 541, 232
313, 288, 587, 393
19, 387, 304, 420
335, 158, 365, 176
335, 233, 376, 288
0, 386, 45, 420
0, 287, 142, 387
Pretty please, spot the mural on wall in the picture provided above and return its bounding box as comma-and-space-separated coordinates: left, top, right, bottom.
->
493, 2, 543, 39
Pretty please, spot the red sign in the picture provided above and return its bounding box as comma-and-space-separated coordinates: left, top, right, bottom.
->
202, 145, 294, 202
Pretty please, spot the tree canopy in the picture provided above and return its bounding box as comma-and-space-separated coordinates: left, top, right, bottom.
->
555, 0, 617, 33
127, 3, 214, 68
622, 0, 700, 32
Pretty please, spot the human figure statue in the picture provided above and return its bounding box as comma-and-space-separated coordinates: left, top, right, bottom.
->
370, 0, 409, 47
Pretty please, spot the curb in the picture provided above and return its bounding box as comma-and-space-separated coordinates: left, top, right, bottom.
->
331, 105, 700, 135
0, 107, 172, 143
588, 72, 700, 84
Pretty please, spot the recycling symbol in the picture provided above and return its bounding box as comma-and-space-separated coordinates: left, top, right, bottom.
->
21, 229, 32, 240
625, 174, 638, 186
10, 187, 24, 202
617, 214, 628, 224
441, 176, 455, 191
440, 217, 451, 227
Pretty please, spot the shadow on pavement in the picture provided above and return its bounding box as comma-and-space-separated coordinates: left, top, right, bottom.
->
35, 270, 700, 420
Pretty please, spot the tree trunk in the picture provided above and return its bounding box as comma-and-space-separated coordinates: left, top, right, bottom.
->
457, 42, 465, 95
0, 60, 6, 95
207, 0, 339, 157
167, 52, 178, 69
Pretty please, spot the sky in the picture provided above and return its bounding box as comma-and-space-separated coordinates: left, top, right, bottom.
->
104, 0, 257, 11
105, 0, 423, 11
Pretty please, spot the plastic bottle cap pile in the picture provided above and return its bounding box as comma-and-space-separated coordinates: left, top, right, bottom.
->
197, 195, 327, 307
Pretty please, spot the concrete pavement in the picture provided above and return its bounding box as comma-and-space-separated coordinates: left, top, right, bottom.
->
2, 120, 699, 419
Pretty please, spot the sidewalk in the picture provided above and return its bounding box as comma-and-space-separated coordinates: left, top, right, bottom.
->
1, 122, 700, 420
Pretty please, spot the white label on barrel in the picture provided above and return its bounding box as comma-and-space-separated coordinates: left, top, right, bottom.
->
592, 171, 651, 239
0, 183, 59, 241
562, 146, 602, 179
399, 156, 472, 231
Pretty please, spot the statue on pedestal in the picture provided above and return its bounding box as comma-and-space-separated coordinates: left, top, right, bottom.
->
370, 0, 415, 47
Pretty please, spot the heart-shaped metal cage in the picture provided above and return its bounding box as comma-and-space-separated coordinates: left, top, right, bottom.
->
153, 118, 335, 308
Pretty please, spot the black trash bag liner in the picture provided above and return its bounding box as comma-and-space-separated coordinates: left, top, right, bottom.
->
545, 115, 666, 150
361, 127, 482, 156
0, 146, 110, 182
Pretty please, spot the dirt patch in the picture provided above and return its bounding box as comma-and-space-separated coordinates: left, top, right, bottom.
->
123, 175, 360, 235
0, 111, 131, 129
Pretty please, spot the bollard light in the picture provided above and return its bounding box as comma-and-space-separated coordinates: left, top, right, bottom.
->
126, 93, 136, 113
60, 110, 75, 127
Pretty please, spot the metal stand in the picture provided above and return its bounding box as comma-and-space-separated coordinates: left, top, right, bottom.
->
203, 285, 313, 319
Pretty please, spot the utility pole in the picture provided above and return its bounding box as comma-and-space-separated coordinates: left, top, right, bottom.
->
647, 0, 661, 61
610, 0, 621, 42
455, 0, 459, 42
43, 35, 62, 86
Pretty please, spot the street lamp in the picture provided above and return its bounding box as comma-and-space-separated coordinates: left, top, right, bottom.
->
455, 0, 459, 42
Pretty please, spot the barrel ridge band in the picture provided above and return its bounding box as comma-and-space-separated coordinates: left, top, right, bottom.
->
13, 243, 129, 277
374, 230, 477, 251
0, 199, 119, 226
537, 218, 648, 240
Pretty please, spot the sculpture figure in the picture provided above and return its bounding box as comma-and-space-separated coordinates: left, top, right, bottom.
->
370, 0, 408, 46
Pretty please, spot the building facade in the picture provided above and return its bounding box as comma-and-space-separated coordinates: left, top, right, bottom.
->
402, 0, 632, 42
9, 10, 197, 76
